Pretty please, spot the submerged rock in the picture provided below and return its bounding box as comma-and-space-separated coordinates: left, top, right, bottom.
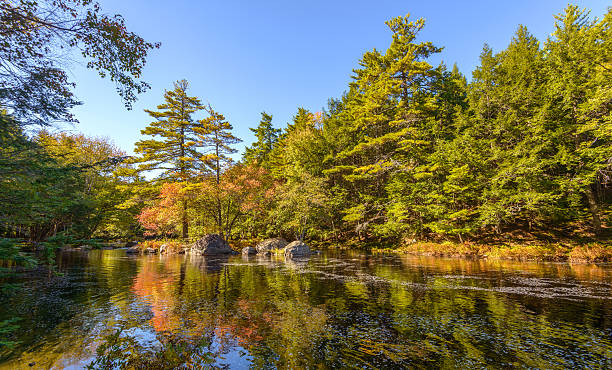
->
242, 246, 257, 255
284, 241, 311, 258
256, 238, 288, 254
190, 234, 233, 255
125, 247, 140, 254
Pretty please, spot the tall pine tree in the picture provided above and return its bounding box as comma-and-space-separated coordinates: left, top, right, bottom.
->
542, 6, 612, 234
243, 112, 280, 167
195, 104, 242, 236
133, 80, 205, 238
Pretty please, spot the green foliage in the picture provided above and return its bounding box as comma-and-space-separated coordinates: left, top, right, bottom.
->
86, 327, 214, 369
132, 82, 242, 239
0, 318, 21, 349
0, 114, 133, 242
243, 111, 281, 168
4, 5, 610, 255
0, 0, 159, 126
0, 238, 36, 270
196, 104, 242, 182
241, 6, 611, 244
134, 80, 206, 182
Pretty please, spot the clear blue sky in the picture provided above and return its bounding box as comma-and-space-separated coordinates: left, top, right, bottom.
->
66, 0, 609, 156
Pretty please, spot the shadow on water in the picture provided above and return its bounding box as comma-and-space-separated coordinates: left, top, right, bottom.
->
0, 249, 611, 368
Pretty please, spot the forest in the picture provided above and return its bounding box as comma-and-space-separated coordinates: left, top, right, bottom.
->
1, 1, 611, 269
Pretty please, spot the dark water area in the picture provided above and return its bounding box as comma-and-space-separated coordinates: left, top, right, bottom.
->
1, 249, 611, 369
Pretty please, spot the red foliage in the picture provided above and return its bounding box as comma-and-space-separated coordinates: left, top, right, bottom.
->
137, 182, 184, 236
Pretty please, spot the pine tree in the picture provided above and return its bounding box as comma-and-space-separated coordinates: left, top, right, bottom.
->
327, 14, 443, 238
195, 104, 242, 236
243, 112, 281, 167
133, 80, 205, 238
542, 6, 612, 234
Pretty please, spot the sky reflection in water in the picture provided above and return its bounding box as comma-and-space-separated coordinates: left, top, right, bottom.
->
1, 250, 611, 369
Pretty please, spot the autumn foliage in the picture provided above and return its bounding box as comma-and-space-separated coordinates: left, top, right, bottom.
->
137, 165, 276, 239
137, 183, 184, 237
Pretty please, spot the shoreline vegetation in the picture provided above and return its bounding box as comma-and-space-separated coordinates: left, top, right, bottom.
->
65, 237, 612, 264
371, 242, 612, 263
1, 4, 611, 285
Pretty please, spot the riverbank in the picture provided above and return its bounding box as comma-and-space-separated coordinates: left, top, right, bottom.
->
65, 236, 611, 264
372, 242, 612, 263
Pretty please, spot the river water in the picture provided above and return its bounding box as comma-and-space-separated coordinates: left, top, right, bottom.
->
0, 249, 611, 369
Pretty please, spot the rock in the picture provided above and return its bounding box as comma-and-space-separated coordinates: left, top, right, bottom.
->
242, 246, 257, 255
284, 240, 311, 258
190, 234, 233, 255
143, 247, 157, 254
256, 238, 288, 254
79, 245, 93, 250
125, 247, 140, 254
125, 241, 139, 248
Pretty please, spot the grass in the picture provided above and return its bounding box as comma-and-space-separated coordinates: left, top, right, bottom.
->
372, 241, 611, 263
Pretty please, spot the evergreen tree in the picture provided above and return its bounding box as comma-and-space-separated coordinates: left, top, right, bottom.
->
133, 80, 205, 238
243, 112, 280, 167
542, 6, 612, 234
328, 14, 443, 238
195, 104, 242, 236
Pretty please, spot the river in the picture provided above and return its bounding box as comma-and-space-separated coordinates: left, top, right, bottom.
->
1, 249, 611, 368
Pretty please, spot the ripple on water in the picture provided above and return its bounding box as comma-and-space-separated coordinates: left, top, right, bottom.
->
0, 250, 611, 369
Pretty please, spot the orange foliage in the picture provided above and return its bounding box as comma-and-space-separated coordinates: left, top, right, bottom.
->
137, 183, 184, 236
131, 260, 181, 333
190, 164, 277, 236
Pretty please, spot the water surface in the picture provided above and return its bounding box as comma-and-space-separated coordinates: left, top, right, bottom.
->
1, 250, 611, 368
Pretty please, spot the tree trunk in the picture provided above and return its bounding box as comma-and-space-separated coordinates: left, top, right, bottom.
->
182, 198, 189, 239
179, 97, 188, 239
215, 136, 222, 237
585, 185, 602, 235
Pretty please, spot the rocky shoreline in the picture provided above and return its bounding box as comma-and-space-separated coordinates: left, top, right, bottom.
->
116, 235, 314, 258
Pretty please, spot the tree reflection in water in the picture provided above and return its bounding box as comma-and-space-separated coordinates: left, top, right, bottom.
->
0, 250, 610, 368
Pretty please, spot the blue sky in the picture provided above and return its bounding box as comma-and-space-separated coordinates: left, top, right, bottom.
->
66, 0, 610, 156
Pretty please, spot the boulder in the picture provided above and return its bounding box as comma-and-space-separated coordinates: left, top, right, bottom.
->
255, 238, 288, 254
125, 241, 139, 248
283, 241, 311, 258
143, 247, 157, 254
190, 234, 233, 255
242, 246, 257, 255
126, 247, 140, 254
